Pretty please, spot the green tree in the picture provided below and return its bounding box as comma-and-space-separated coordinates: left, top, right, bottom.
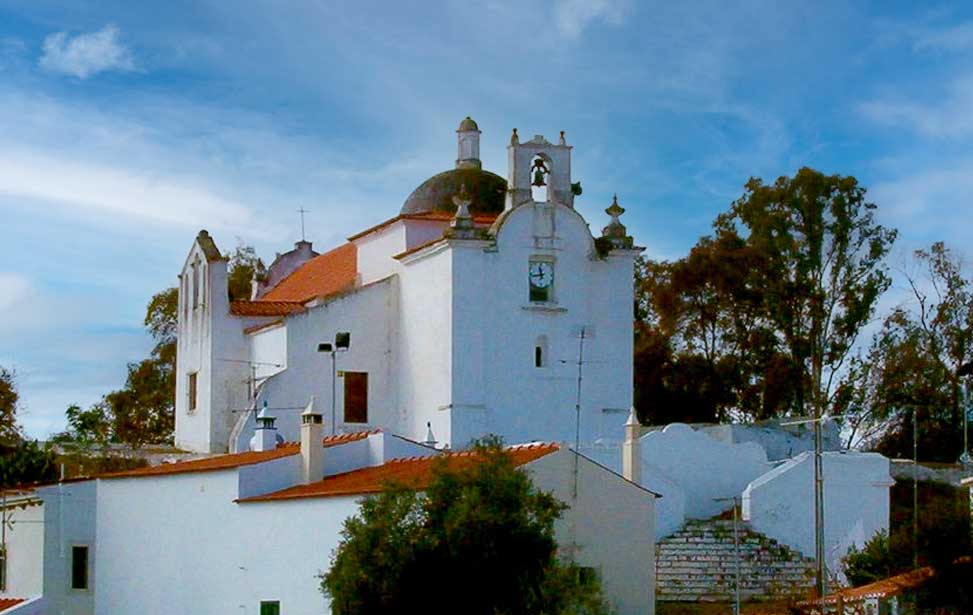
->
0, 439, 57, 488
839, 243, 972, 459
713, 168, 897, 420
227, 242, 260, 302
0, 366, 22, 446
51, 403, 112, 445
843, 480, 971, 612
321, 437, 610, 615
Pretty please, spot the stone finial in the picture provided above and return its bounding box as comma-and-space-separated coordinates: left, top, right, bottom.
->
600, 194, 634, 250
559, 130, 566, 145
423, 421, 438, 448
445, 184, 478, 239
510, 127, 519, 145
622, 407, 642, 484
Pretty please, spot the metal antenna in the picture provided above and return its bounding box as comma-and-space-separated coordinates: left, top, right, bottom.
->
297, 207, 310, 241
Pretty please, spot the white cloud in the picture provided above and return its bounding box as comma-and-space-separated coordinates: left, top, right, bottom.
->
39, 24, 135, 79
0, 272, 31, 314
554, 0, 629, 38
858, 75, 973, 138
869, 160, 973, 252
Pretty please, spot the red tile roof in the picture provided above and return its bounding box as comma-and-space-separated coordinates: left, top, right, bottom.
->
0, 598, 27, 612
810, 558, 971, 604
239, 442, 560, 503
259, 243, 357, 304
230, 301, 305, 317
100, 430, 378, 479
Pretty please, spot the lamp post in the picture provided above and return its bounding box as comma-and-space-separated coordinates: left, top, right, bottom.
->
958, 362, 972, 465
317, 332, 351, 435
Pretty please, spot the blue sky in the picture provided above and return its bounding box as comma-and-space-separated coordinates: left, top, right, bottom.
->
1, 1, 972, 438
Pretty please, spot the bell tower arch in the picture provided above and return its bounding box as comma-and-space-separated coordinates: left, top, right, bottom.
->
506, 129, 576, 209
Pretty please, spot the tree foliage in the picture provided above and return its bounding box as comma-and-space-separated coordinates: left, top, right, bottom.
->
0, 439, 57, 488
839, 243, 973, 458
843, 480, 970, 610
0, 366, 22, 446
321, 437, 610, 615
635, 168, 896, 425
227, 242, 260, 302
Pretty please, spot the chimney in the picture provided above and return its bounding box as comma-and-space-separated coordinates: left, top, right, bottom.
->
622, 407, 642, 484
300, 396, 324, 483
249, 401, 277, 452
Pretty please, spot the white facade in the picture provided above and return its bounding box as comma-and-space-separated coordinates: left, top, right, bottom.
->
1, 492, 44, 602
36, 432, 656, 615
743, 450, 894, 578
176, 121, 639, 454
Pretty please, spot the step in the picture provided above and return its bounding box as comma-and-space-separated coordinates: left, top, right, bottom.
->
655, 519, 814, 602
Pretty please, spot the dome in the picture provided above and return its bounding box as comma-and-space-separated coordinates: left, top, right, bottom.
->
457, 116, 479, 132
400, 167, 507, 216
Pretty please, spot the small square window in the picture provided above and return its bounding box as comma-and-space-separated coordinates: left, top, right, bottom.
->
260, 601, 281, 615
71, 545, 88, 590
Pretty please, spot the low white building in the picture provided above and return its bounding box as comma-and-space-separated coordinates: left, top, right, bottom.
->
1, 490, 44, 612
32, 404, 657, 615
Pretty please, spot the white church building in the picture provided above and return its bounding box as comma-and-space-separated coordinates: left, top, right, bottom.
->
0, 118, 894, 614
174, 117, 639, 456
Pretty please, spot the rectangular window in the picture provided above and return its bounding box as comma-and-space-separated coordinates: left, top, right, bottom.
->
343, 372, 368, 424
0, 546, 6, 591
71, 545, 88, 590
188, 373, 198, 412
260, 601, 281, 615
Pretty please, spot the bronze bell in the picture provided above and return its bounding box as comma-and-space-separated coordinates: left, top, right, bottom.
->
532, 169, 547, 187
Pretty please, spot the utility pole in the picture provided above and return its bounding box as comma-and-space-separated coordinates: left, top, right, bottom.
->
782, 415, 828, 603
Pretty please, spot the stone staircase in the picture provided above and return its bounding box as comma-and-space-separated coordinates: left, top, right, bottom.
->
656, 519, 815, 602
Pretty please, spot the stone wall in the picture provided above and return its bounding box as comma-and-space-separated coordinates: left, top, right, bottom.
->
656, 519, 814, 602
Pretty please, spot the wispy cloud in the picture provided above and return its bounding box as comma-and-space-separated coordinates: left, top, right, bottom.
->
913, 21, 973, 51
39, 24, 135, 79
858, 75, 973, 138
0, 272, 30, 314
554, 0, 630, 38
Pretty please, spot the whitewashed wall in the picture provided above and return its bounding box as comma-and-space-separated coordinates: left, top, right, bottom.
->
249, 323, 287, 382
0, 496, 44, 600
526, 448, 656, 615
398, 244, 455, 445
94, 469, 359, 615
742, 451, 893, 577
233, 278, 397, 450
642, 423, 771, 520
447, 200, 636, 449
38, 480, 97, 615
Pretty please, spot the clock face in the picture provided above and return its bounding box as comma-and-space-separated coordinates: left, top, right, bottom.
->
529, 261, 554, 289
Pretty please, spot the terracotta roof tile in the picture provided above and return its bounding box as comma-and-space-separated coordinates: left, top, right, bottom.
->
259, 243, 357, 303
239, 442, 560, 503
230, 301, 305, 317
0, 598, 27, 612
101, 430, 378, 479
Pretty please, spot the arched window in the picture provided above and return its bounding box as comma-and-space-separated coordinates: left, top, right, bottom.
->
530, 155, 551, 202
191, 260, 200, 309
534, 335, 548, 368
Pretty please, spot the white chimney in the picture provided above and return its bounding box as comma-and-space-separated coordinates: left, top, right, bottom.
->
300, 396, 324, 483
249, 401, 277, 452
622, 407, 642, 484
